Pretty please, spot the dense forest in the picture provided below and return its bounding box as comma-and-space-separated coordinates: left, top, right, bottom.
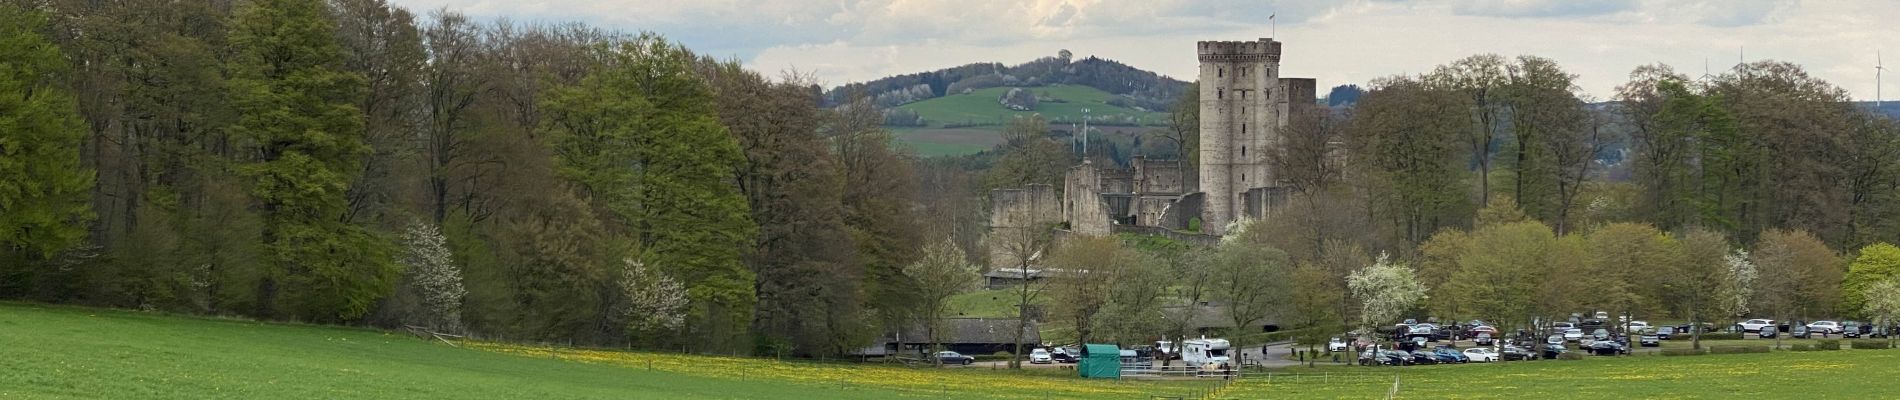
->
0, 0, 927, 356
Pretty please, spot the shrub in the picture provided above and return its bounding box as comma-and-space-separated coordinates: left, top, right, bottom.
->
1661, 348, 1707, 356
1851, 340, 1892, 349
1817, 340, 1842, 350
1697, 333, 1743, 341
1710, 346, 1770, 354
1791, 344, 1817, 351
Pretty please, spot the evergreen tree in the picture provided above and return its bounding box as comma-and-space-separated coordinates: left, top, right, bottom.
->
0, 5, 93, 264
226, 0, 394, 321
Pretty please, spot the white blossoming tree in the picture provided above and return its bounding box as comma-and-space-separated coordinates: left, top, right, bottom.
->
618, 259, 688, 333
1347, 253, 1428, 331
1863, 278, 1900, 347
1723, 248, 1756, 318
399, 221, 465, 331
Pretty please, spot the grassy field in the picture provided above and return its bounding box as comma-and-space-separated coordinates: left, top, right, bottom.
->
897, 85, 1167, 129
890, 84, 1168, 156
1220, 346, 1900, 398
0, 302, 1210, 399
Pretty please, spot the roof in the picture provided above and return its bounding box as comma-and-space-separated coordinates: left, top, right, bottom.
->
1082, 343, 1120, 357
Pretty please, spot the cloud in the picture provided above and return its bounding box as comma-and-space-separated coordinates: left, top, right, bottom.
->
1445, 0, 1638, 19
388, 0, 1900, 101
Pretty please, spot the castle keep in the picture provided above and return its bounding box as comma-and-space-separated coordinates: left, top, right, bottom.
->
1196, 38, 1314, 235
989, 37, 1316, 267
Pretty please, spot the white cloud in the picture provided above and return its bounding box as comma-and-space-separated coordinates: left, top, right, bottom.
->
388, 0, 1900, 101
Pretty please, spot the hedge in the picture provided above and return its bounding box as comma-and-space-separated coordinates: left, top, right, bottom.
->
1697, 333, 1743, 341
1790, 344, 1817, 351
1817, 340, 1842, 351
1661, 348, 1707, 356
1710, 346, 1770, 354
1851, 340, 1892, 349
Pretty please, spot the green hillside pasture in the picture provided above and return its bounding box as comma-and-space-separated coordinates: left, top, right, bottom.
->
0, 302, 1211, 399
1216, 348, 1900, 398
892, 127, 1001, 157
898, 85, 1168, 129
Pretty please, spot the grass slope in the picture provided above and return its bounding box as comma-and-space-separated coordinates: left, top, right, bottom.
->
1218, 348, 1900, 398
891, 84, 1168, 156
898, 85, 1166, 129
0, 302, 1206, 399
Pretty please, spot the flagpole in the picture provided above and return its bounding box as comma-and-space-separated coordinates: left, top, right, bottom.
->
1270, 14, 1276, 38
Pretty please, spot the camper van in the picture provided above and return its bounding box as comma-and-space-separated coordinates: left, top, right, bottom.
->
1181, 337, 1232, 369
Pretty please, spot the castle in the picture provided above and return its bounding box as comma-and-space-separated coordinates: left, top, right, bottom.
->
989, 37, 1316, 266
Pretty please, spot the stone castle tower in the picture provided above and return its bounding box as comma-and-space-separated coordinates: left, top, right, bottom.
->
1197, 38, 1287, 235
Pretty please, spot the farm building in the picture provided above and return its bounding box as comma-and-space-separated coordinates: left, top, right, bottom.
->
852, 318, 1042, 357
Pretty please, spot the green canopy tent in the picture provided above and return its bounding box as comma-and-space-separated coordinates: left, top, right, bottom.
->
1078, 343, 1120, 379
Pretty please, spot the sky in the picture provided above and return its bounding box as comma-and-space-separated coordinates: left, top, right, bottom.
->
383, 0, 1900, 101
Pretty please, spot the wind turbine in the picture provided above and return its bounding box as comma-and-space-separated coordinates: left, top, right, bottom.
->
1878, 50, 1886, 109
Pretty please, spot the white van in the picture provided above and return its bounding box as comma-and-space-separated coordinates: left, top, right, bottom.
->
1181, 337, 1232, 369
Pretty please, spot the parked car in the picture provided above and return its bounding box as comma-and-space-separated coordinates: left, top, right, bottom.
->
1563, 329, 1586, 342
1656, 326, 1677, 340
1591, 329, 1612, 341
1474, 332, 1496, 346
1432, 346, 1468, 363
1626, 321, 1652, 333
936, 351, 975, 365
1501, 345, 1536, 361
1463, 347, 1499, 362
1030, 348, 1053, 364
1808, 321, 1843, 334
1758, 326, 1778, 339
1540, 343, 1568, 359
1588, 340, 1628, 355
1737, 319, 1776, 333
1639, 334, 1661, 347
1357, 349, 1384, 366
1374, 349, 1412, 366
1051, 347, 1079, 363
1409, 350, 1440, 365
1844, 321, 1865, 338
1328, 337, 1350, 353
1552, 322, 1576, 332
1409, 325, 1437, 341
1790, 325, 1812, 339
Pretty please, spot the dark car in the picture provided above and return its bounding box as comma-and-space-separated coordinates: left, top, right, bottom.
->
1844, 321, 1865, 338
1591, 329, 1612, 341
1432, 346, 1469, 363
1474, 332, 1496, 346
1410, 350, 1440, 365
1541, 343, 1568, 359
1758, 326, 1778, 339
1639, 334, 1660, 347
1656, 326, 1676, 340
1360, 348, 1406, 366
936, 351, 975, 365
1790, 325, 1812, 339
1588, 340, 1628, 355
1051, 348, 1079, 364
1501, 345, 1536, 361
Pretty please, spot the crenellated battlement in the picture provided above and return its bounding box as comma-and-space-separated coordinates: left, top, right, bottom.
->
1197, 39, 1281, 62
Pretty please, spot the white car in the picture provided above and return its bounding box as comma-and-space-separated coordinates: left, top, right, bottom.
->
1029, 348, 1053, 364
1552, 322, 1576, 331
1563, 329, 1585, 342
1627, 321, 1651, 332
1327, 337, 1349, 352
1738, 319, 1776, 333
1462, 347, 1499, 362
1807, 321, 1843, 334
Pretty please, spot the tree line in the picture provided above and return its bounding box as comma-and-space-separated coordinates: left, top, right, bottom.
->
0, 0, 925, 357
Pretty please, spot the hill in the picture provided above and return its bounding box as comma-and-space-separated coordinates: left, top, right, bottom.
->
827, 51, 1188, 157
889, 84, 1170, 157
0, 302, 1207, 399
